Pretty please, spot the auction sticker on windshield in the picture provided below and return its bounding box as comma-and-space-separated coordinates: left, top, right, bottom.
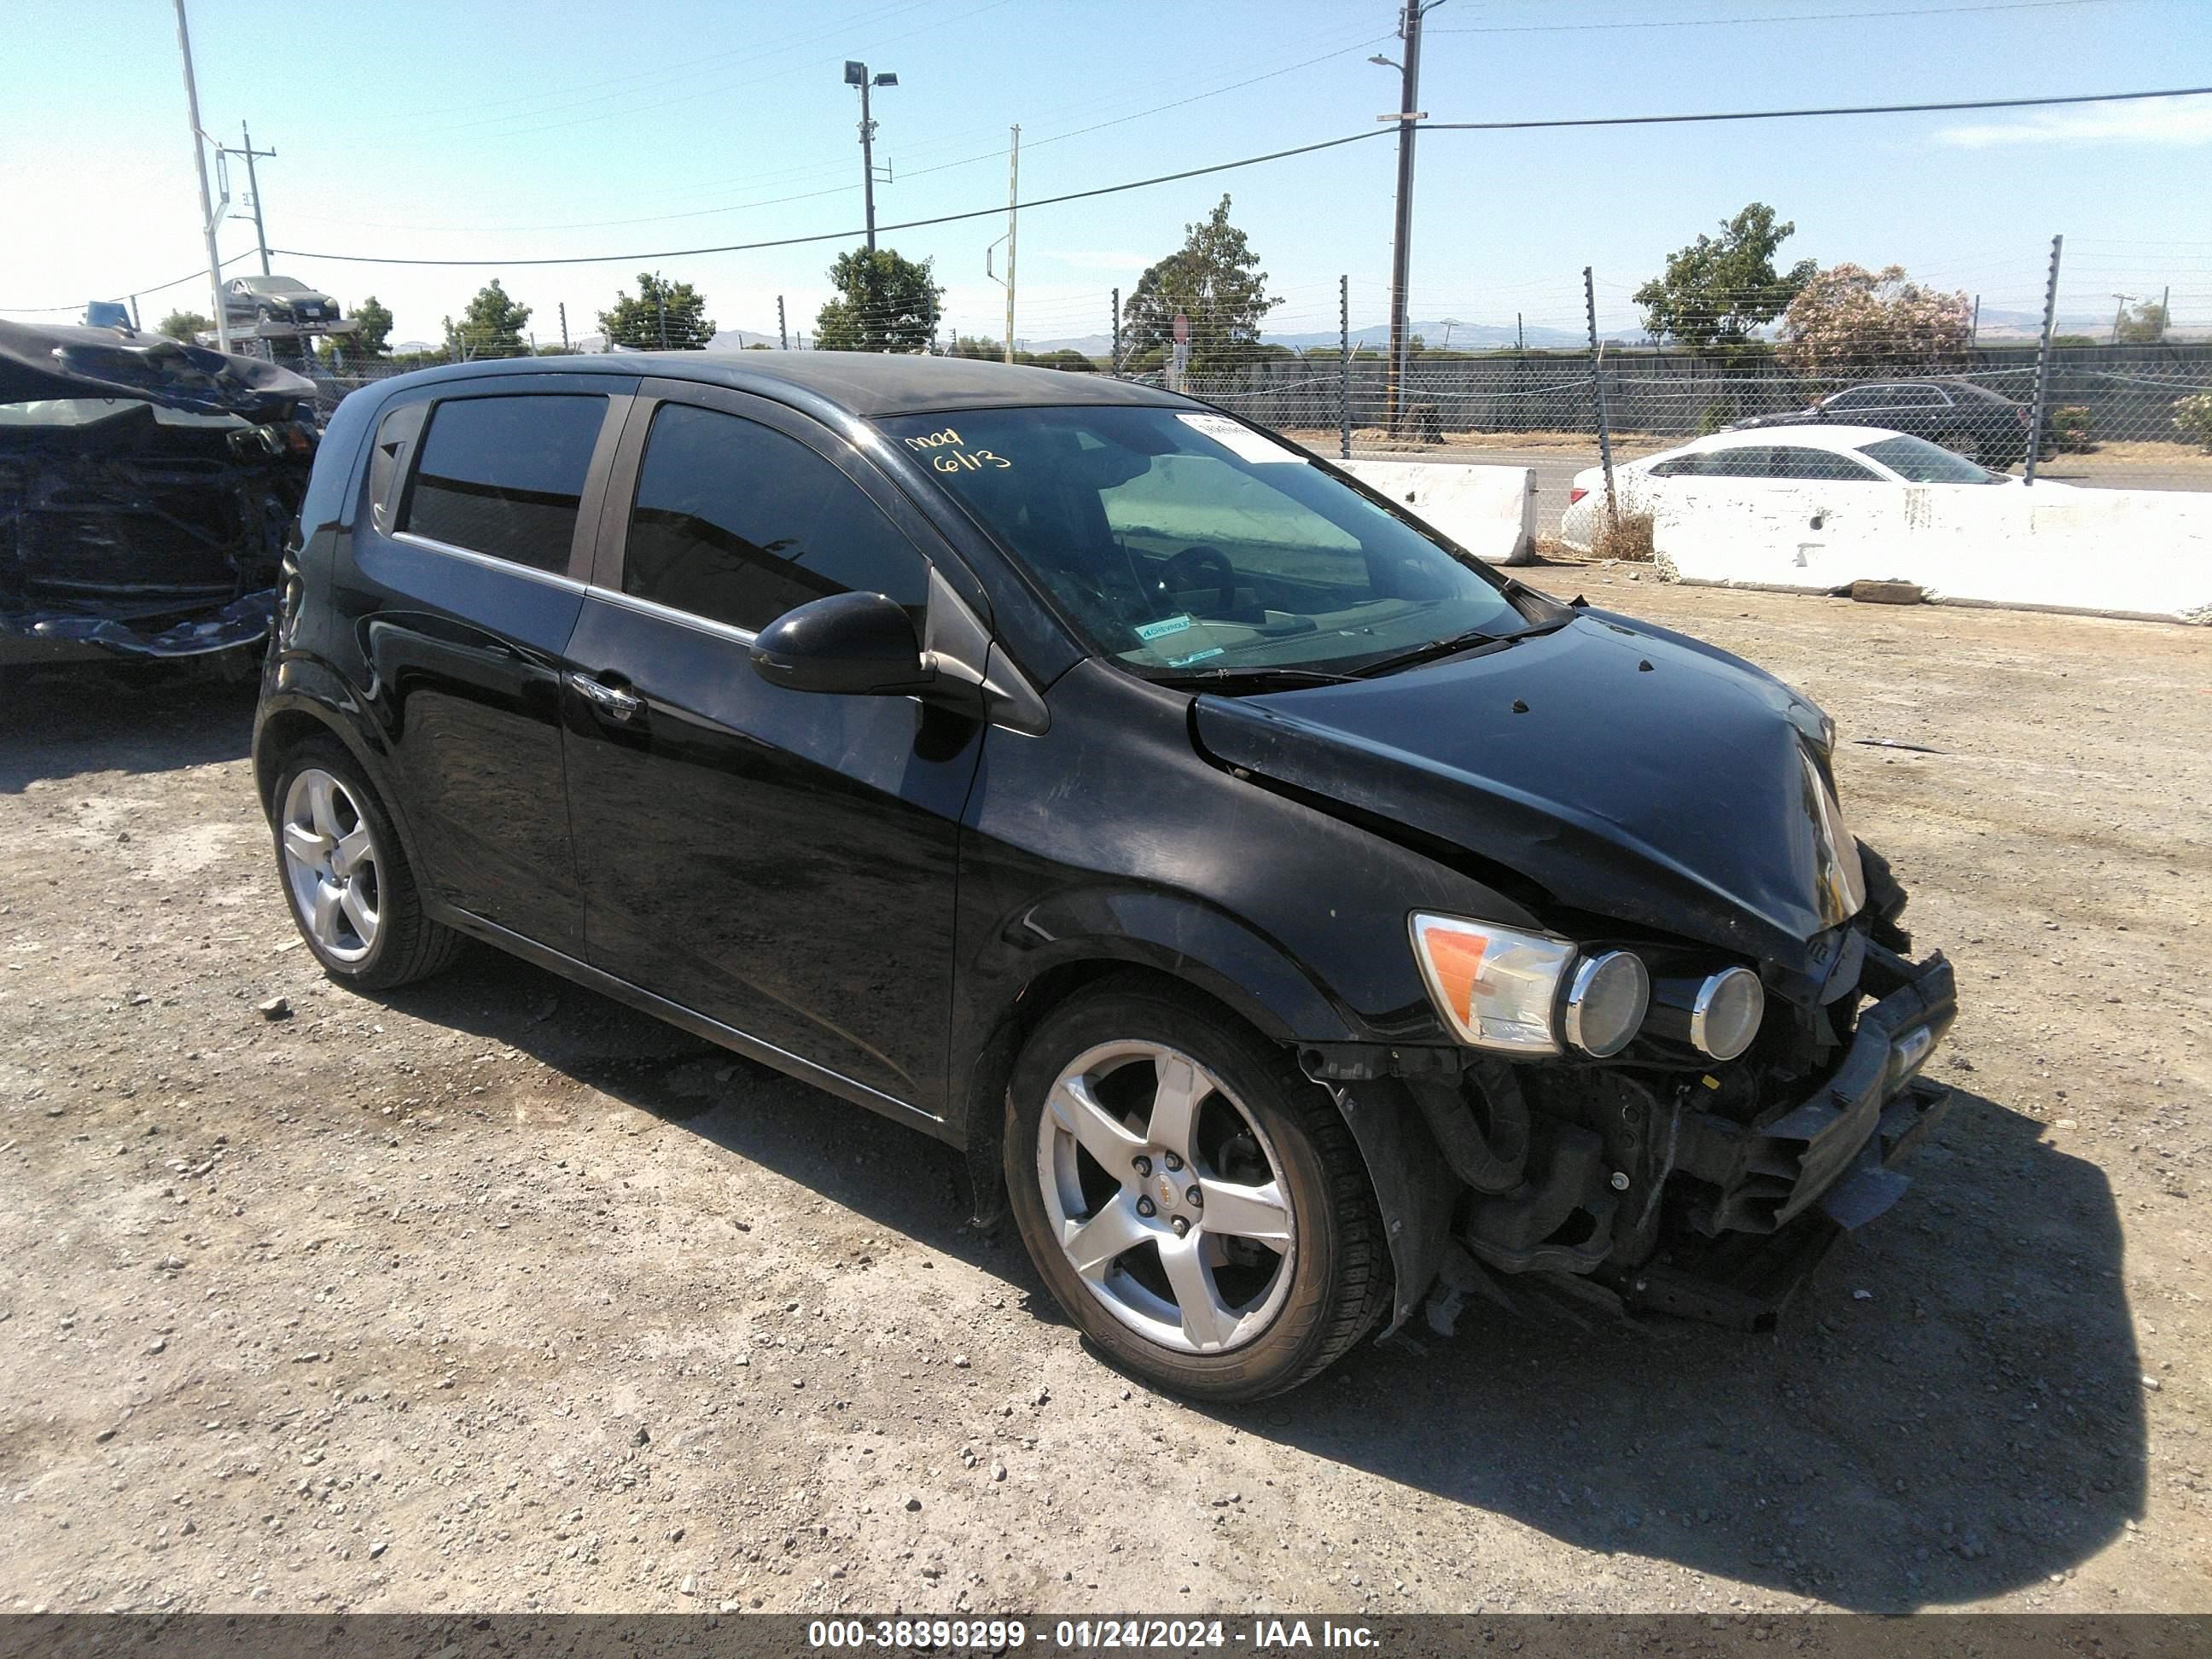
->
1176, 411, 1302, 463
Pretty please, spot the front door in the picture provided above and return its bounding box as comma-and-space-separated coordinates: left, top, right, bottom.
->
561, 383, 984, 1116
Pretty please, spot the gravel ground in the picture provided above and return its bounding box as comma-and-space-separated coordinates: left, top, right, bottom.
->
1, 572, 2206, 1617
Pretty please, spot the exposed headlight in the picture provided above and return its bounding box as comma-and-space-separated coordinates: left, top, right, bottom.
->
1563, 950, 1650, 1059
1690, 965, 1765, 1062
1410, 914, 1575, 1056
1647, 965, 1767, 1060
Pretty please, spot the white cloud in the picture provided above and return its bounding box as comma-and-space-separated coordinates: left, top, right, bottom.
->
1936, 95, 2212, 148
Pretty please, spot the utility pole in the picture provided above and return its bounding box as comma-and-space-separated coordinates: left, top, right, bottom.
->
2025, 233, 2063, 487
1110, 287, 1121, 375
777, 295, 789, 351
2110, 292, 2135, 346
1003, 125, 1019, 365
2159, 283, 2170, 342
1585, 266, 1617, 532
172, 0, 230, 352
845, 61, 899, 253
1970, 294, 1980, 349
219, 123, 278, 276
559, 301, 568, 349
657, 291, 669, 350
1371, 2, 1433, 436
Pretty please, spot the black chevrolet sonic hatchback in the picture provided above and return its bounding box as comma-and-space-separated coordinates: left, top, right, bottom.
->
255, 352, 1958, 1400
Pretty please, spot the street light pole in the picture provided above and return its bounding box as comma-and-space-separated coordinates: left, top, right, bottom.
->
845, 61, 899, 253
172, 0, 230, 352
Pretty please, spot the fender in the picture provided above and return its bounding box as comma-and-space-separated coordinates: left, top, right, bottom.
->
950, 882, 1459, 1329
252, 661, 426, 870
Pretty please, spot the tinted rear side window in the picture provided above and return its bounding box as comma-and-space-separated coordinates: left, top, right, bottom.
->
622, 402, 927, 633
403, 393, 608, 573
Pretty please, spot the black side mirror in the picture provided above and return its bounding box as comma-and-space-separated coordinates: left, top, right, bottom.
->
749, 591, 936, 697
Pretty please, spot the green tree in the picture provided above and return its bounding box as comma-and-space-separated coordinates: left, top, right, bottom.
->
814, 248, 943, 352
157, 309, 210, 342
599, 271, 716, 350
1633, 202, 1817, 358
347, 295, 393, 358
1027, 348, 1096, 373
446, 279, 533, 358
2115, 299, 2168, 344
1121, 195, 1281, 376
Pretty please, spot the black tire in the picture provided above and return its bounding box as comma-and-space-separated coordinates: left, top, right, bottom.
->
1938, 427, 1984, 465
268, 736, 464, 991
1003, 975, 1390, 1400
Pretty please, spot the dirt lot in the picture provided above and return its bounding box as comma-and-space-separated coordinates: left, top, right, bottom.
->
2, 573, 2207, 1617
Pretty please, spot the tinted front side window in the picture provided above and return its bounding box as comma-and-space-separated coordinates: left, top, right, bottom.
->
1772, 447, 1880, 481
1860, 434, 2002, 483
624, 402, 927, 633
403, 393, 607, 573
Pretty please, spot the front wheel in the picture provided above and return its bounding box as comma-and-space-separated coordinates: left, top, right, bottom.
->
1003, 979, 1390, 1400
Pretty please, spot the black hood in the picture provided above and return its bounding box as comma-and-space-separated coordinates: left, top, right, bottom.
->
0, 319, 314, 422
1190, 610, 1866, 974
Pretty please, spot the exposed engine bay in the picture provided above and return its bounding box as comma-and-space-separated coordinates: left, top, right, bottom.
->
0, 320, 317, 664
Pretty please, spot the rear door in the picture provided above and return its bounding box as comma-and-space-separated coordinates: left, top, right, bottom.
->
347, 375, 632, 958
561, 380, 985, 1118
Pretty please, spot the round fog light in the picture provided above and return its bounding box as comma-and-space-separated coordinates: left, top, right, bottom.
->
1691, 966, 1765, 1062
1563, 951, 1650, 1057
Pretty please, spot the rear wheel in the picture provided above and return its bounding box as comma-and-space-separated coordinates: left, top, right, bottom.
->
1004, 979, 1389, 1400
270, 738, 463, 990
1939, 426, 1985, 465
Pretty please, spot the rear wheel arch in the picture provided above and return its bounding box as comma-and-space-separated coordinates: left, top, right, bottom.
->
253, 697, 415, 858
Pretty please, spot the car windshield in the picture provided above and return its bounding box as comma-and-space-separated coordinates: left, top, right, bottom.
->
879, 405, 1528, 678
1857, 434, 2003, 484
243, 277, 313, 294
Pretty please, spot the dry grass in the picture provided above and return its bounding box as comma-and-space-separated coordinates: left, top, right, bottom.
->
1593, 511, 1656, 562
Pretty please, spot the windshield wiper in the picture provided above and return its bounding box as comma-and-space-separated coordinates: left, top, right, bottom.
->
1350, 626, 1517, 678
1142, 664, 1360, 692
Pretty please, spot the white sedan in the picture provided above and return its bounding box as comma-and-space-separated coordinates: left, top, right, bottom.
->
1558, 424, 2056, 553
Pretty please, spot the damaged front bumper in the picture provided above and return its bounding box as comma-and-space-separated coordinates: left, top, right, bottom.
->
0, 589, 276, 665
1385, 941, 1959, 1333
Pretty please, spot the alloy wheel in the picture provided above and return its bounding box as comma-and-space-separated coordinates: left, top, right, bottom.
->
1034, 1040, 1296, 1355
279, 768, 381, 963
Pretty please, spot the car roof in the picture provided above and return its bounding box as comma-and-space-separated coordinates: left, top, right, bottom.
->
1683, 423, 1910, 453
370, 350, 1190, 419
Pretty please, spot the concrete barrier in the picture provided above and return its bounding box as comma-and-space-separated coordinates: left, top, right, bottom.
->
1650, 480, 2212, 625
1338, 459, 1538, 566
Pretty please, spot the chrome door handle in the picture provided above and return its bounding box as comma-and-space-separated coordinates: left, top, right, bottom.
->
567, 672, 644, 721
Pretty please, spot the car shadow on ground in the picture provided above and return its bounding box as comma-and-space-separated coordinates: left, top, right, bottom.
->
379, 955, 2141, 1615
0, 661, 258, 794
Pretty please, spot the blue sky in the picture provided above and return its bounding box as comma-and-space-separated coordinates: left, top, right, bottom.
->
4, 0, 2209, 348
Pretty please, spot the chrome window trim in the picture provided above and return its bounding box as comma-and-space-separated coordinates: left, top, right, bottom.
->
584, 582, 760, 647
388, 530, 587, 594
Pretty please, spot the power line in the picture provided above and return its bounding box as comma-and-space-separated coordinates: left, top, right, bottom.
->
1426, 0, 2122, 32
1419, 84, 2211, 132
2, 250, 258, 317
271, 84, 2212, 271
279, 28, 1395, 237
